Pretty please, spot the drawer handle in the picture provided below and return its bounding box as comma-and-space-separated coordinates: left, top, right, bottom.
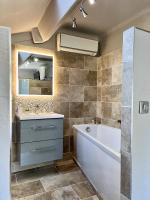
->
32, 146, 56, 152
31, 125, 56, 131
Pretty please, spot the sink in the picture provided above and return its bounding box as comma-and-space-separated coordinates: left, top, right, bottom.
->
16, 112, 64, 120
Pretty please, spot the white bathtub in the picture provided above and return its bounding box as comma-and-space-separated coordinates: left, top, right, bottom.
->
73, 124, 121, 200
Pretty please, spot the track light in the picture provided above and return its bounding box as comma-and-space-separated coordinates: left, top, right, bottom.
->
80, 5, 88, 18
89, 0, 96, 5
72, 17, 77, 29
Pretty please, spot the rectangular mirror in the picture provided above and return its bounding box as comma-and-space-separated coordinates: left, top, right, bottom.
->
17, 50, 53, 95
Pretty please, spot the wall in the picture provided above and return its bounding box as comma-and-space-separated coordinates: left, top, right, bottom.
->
102, 9, 150, 200
12, 33, 98, 164
102, 8, 150, 54
0, 27, 11, 200
97, 49, 122, 128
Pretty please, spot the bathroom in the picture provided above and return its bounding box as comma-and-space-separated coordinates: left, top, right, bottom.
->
1, 0, 150, 200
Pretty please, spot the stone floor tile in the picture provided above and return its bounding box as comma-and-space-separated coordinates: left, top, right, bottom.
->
16, 166, 58, 184
84, 195, 102, 200
11, 180, 45, 199
41, 170, 86, 192
50, 186, 80, 200
11, 174, 17, 186
72, 181, 96, 199
56, 160, 79, 174
21, 186, 80, 200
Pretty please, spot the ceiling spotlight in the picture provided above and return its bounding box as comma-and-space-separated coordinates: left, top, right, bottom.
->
72, 17, 77, 29
34, 57, 39, 62
89, 0, 96, 5
80, 5, 88, 18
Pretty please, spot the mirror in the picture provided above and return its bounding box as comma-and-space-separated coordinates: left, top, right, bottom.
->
17, 51, 53, 95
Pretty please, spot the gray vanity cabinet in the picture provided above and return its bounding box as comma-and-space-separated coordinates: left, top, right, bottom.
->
17, 118, 63, 166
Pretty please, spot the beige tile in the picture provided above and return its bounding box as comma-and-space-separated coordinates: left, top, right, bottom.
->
84, 117, 96, 124
69, 86, 84, 102
53, 102, 69, 118
86, 71, 97, 86
50, 186, 80, 200
84, 86, 97, 101
84, 195, 102, 200
69, 69, 97, 86
101, 68, 112, 86
101, 118, 120, 128
114, 49, 122, 65
101, 52, 115, 69
112, 65, 122, 84
97, 70, 102, 87
21, 186, 80, 200
101, 86, 111, 102
97, 57, 102, 71
55, 52, 67, 67
72, 181, 96, 199
112, 102, 121, 120
84, 56, 97, 71
110, 84, 122, 102
97, 102, 101, 118
19, 192, 52, 200
101, 102, 112, 119
56, 160, 78, 174
16, 166, 58, 184
11, 180, 44, 199
64, 53, 84, 69
56, 67, 69, 84
55, 84, 69, 102
64, 118, 70, 136
84, 102, 97, 117
97, 87, 101, 101
70, 102, 84, 118
69, 69, 87, 85
41, 170, 86, 192
11, 174, 17, 186
69, 118, 84, 135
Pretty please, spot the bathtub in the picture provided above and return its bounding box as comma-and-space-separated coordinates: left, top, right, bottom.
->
73, 124, 121, 200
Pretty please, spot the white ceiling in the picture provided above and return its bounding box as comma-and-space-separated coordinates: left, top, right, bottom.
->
0, 0, 51, 33
63, 0, 150, 36
1, 0, 150, 36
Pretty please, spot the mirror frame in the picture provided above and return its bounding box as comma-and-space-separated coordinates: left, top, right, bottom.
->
16, 49, 54, 96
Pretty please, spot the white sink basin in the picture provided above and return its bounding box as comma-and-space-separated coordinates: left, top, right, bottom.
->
16, 112, 64, 120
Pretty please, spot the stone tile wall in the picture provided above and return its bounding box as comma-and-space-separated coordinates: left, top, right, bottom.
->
12, 45, 98, 162
97, 49, 122, 128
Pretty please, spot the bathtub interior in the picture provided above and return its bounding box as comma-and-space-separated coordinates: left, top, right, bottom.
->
73, 124, 121, 154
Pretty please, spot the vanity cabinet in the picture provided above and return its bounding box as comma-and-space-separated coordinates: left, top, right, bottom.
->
17, 117, 64, 166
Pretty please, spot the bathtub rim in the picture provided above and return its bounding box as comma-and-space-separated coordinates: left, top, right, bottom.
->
73, 124, 121, 163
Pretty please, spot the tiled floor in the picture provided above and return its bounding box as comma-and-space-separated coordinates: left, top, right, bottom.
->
11, 160, 102, 200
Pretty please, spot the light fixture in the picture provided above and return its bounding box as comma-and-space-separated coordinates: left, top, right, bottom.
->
34, 57, 39, 62
72, 17, 77, 29
80, 4, 88, 18
89, 0, 96, 5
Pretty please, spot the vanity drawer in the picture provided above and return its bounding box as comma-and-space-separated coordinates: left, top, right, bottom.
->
20, 139, 63, 166
20, 119, 63, 142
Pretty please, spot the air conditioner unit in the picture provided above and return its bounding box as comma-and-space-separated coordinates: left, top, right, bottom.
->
57, 33, 99, 56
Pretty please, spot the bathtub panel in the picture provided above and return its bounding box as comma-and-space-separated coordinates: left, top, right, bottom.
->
75, 128, 120, 200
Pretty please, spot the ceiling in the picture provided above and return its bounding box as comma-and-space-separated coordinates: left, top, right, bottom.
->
63, 0, 150, 36
0, 0, 51, 33
1, 0, 150, 37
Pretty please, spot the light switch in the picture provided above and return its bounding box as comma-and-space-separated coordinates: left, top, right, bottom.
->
139, 101, 149, 114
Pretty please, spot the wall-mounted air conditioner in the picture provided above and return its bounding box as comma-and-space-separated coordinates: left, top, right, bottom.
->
57, 33, 99, 56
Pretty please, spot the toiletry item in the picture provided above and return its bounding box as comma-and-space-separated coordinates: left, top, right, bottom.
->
39, 66, 45, 80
